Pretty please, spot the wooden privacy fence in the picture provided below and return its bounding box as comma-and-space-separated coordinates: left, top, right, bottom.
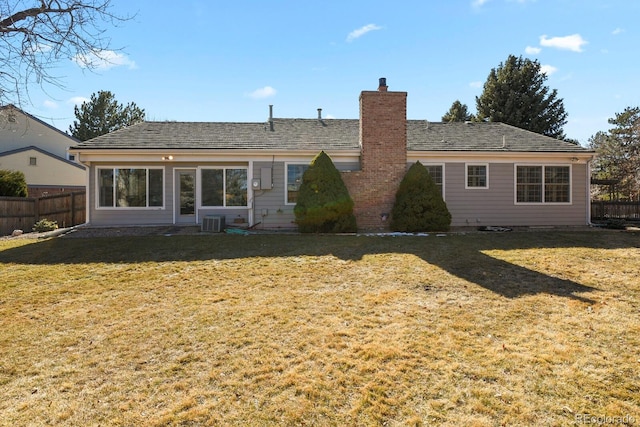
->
591, 201, 640, 221
0, 191, 86, 236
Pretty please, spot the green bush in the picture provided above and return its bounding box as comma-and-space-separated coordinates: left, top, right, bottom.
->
294, 151, 357, 233
32, 219, 58, 233
0, 169, 28, 197
391, 161, 451, 232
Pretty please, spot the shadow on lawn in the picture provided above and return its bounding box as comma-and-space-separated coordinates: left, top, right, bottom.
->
2, 230, 635, 302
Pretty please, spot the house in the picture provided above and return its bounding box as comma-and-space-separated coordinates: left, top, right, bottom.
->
69, 79, 595, 231
0, 105, 85, 197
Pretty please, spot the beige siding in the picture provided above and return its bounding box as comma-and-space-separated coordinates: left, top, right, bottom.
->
442, 162, 589, 227
0, 148, 85, 187
0, 113, 75, 159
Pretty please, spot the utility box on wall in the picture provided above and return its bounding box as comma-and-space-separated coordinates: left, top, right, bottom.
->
260, 167, 272, 190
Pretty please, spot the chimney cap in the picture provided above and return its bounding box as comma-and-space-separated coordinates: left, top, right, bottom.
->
378, 77, 387, 92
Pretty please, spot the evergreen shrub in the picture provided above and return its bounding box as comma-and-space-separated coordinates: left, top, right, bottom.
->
294, 151, 357, 233
0, 170, 28, 197
391, 161, 451, 232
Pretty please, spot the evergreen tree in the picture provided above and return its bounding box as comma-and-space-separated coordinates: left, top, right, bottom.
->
476, 54, 568, 139
0, 170, 28, 197
442, 100, 474, 122
294, 151, 357, 233
69, 90, 145, 141
589, 107, 640, 200
391, 161, 451, 232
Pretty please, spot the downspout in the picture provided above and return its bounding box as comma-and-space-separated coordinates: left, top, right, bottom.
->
586, 158, 593, 226
77, 153, 91, 226
248, 160, 254, 227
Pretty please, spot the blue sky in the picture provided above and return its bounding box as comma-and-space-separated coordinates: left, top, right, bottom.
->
25, 0, 640, 145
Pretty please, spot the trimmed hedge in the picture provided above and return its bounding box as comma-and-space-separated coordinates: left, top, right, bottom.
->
294, 151, 357, 233
391, 161, 451, 232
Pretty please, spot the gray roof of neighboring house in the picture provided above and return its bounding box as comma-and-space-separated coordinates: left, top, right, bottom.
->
72, 119, 592, 153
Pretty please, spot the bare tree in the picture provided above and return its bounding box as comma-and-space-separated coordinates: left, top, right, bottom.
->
0, 1, 131, 106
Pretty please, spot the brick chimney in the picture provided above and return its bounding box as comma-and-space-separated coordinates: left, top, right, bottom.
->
342, 78, 408, 230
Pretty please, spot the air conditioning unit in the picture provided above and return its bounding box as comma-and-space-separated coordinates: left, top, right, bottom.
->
201, 215, 225, 232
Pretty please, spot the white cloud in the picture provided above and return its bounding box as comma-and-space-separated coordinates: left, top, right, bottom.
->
525, 46, 541, 55
469, 81, 483, 88
539, 34, 587, 52
612, 27, 624, 35
471, 0, 490, 7
72, 50, 137, 70
346, 24, 382, 42
246, 86, 277, 99
540, 64, 558, 75
68, 96, 90, 105
42, 100, 58, 109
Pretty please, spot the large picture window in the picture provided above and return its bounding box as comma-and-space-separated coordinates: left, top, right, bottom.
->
286, 164, 309, 204
201, 167, 247, 207
98, 168, 164, 208
516, 165, 570, 204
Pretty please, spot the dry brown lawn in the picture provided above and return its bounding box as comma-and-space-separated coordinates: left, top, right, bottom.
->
0, 229, 639, 426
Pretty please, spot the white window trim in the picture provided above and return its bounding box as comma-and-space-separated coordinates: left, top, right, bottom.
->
285, 162, 309, 205
514, 164, 572, 205
95, 166, 165, 210
422, 163, 446, 201
198, 166, 249, 209
465, 163, 489, 189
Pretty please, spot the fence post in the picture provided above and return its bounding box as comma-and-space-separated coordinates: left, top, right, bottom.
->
34, 197, 40, 223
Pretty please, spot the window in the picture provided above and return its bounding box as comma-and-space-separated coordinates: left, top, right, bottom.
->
286, 164, 309, 204
516, 165, 570, 204
97, 167, 164, 208
29, 157, 37, 166
466, 164, 488, 189
545, 166, 571, 203
424, 164, 444, 197
201, 167, 247, 207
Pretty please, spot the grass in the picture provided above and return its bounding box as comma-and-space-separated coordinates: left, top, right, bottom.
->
0, 230, 639, 426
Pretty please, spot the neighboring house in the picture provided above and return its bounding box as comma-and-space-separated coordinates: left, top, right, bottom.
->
69, 79, 595, 230
0, 105, 85, 197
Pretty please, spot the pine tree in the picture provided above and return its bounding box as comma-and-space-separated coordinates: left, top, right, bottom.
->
69, 91, 145, 141
476, 54, 568, 139
442, 100, 474, 122
391, 161, 451, 232
294, 151, 357, 233
589, 106, 640, 200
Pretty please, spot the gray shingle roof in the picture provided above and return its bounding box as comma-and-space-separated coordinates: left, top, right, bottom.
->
72, 119, 591, 153
408, 121, 589, 152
